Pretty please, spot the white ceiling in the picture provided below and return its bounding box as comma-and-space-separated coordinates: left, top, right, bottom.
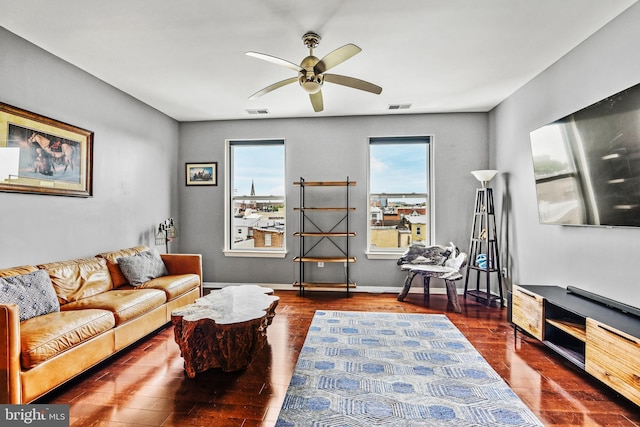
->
0, 0, 637, 122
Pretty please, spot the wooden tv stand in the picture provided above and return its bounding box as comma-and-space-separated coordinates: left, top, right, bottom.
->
512, 284, 640, 406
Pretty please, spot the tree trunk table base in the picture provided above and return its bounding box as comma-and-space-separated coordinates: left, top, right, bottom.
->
171, 285, 279, 377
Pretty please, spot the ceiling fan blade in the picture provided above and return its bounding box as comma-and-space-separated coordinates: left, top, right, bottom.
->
249, 77, 298, 99
314, 44, 361, 74
245, 51, 303, 73
310, 91, 323, 112
324, 74, 382, 95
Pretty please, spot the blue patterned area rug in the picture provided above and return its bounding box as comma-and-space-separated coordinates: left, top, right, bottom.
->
276, 311, 543, 427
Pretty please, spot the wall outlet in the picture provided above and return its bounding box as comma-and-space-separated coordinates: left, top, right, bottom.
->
318, 262, 324, 268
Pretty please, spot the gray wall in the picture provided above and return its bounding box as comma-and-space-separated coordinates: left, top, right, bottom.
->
0, 27, 179, 267
178, 113, 488, 288
491, 3, 640, 307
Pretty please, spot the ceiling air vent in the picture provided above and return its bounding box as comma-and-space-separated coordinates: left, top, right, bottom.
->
388, 103, 412, 110
245, 109, 269, 115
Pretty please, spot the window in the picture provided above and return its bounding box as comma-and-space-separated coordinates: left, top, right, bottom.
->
530, 123, 587, 224
368, 137, 430, 254
225, 140, 285, 256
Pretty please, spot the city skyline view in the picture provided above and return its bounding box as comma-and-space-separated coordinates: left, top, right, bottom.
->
230, 140, 429, 251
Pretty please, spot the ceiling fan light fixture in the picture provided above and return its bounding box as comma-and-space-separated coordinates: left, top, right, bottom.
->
300, 82, 322, 94
299, 74, 323, 94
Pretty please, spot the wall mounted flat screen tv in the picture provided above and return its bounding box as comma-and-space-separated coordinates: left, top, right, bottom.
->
530, 82, 640, 227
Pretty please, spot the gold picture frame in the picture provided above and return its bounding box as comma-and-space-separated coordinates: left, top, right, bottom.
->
186, 162, 217, 186
0, 102, 93, 197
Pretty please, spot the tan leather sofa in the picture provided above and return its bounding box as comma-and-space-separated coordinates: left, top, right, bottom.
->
0, 246, 202, 404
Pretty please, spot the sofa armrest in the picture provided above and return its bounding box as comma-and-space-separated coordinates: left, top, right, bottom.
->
1, 303, 22, 404
160, 253, 203, 285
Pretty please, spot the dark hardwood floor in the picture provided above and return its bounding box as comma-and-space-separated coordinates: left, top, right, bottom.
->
42, 290, 640, 426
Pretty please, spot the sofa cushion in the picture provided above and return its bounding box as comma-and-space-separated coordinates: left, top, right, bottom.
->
0, 265, 38, 278
20, 309, 115, 369
61, 289, 166, 325
38, 257, 113, 305
117, 249, 168, 286
0, 270, 60, 321
132, 273, 200, 301
96, 246, 149, 288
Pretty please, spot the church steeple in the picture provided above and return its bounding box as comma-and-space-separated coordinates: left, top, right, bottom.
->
250, 179, 255, 196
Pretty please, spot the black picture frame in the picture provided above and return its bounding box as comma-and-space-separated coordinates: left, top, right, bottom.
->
185, 162, 217, 186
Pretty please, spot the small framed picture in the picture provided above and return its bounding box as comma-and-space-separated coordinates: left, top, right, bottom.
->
186, 162, 217, 186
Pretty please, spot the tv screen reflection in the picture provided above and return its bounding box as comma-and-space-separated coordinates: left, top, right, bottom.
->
530, 82, 640, 227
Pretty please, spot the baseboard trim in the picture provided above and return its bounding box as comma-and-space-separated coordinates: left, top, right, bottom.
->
203, 282, 451, 295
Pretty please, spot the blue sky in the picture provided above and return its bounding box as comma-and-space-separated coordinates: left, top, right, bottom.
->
370, 143, 428, 194
232, 142, 428, 197
233, 145, 284, 196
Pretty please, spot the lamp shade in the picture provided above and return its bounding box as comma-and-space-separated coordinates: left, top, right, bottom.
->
471, 170, 498, 183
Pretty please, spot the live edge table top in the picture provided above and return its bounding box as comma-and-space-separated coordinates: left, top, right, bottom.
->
172, 284, 279, 324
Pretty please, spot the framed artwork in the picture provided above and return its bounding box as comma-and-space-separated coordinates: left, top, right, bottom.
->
0, 102, 93, 197
186, 162, 217, 186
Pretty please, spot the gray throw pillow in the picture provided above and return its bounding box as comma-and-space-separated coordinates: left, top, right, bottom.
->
117, 249, 168, 286
0, 270, 60, 321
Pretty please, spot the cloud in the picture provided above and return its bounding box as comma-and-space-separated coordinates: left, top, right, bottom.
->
370, 156, 388, 173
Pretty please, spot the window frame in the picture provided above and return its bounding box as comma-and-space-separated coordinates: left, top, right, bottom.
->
223, 138, 287, 258
366, 136, 434, 260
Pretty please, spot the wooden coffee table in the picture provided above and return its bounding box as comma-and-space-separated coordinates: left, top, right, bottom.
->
171, 285, 279, 377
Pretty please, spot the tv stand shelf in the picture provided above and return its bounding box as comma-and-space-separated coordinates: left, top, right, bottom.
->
512, 284, 640, 406
545, 319, 586, 341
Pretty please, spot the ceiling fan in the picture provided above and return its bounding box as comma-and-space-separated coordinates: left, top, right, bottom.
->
246, 32, 382, 112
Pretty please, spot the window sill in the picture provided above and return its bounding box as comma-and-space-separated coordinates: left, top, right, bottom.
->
366, 251, 404, 260
223, 249, 288, 258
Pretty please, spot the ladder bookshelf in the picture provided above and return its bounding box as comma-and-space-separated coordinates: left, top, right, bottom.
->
463, 187, 504, 306
293, 177, 356, 296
